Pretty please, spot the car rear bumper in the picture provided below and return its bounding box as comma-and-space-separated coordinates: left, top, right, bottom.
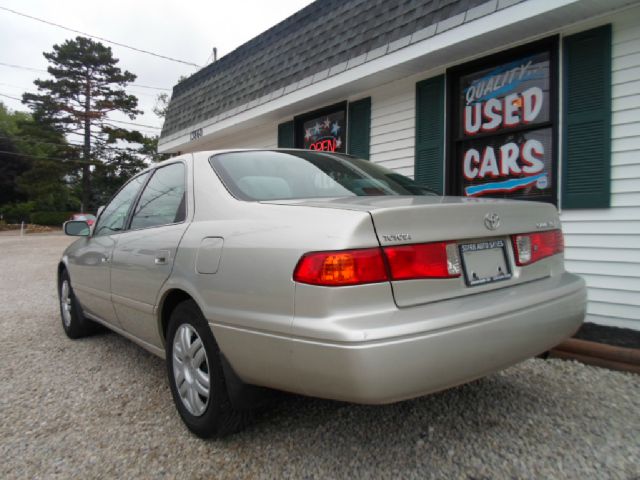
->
213, 272, 586, 404
289, 272, 585, 403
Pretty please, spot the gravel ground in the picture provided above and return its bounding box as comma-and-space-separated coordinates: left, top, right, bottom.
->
1, 233, 639, 479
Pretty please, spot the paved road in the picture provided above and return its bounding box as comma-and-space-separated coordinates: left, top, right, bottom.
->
1, 233, 638, 479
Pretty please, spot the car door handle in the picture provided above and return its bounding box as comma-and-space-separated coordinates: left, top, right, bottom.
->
101, 255, 111, 264
155, 250, 170, 265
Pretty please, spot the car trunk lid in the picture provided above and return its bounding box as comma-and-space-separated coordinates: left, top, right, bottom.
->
367, 197, 562, 306
265, 196, 563, 307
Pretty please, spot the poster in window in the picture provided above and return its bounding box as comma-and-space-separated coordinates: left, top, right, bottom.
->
302, 109, 346, 153
455, 51, 554, 200
459, 128, 553, 197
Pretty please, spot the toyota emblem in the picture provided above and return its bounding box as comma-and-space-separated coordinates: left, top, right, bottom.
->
484, 212, 500, 230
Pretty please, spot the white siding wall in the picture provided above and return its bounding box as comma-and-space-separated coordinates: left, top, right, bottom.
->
561, 16, 640, 330
203, 121, 278, 150
366, 76, 418, 178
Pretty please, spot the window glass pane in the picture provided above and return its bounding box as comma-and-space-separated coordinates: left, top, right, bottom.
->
94, 172, 150, 236
210, 151, 436, 201
458, 127, 553, 199
299, 107, 346, 153
451, 46, 556, 202
130, 163, 186, 229
457, 51, 550, 139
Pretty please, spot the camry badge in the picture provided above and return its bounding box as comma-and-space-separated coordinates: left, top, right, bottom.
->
484, 212, 500, 231
382, 233, 412, 242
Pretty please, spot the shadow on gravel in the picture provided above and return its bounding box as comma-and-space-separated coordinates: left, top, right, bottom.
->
235, 373, 541, 451
78, 327, 548, 448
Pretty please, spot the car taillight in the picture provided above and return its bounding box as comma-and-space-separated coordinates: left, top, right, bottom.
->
294, 242, 463, 286
512, 229, 564, 266
293, 248, 389, 286
383, 242, 461, 280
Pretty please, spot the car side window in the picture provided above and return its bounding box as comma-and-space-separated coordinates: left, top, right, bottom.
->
93, 172, 150, 236
130, 163, 186, 230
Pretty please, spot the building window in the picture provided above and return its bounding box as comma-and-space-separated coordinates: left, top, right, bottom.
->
447, 37, 558, 203
294, 102, 347, 153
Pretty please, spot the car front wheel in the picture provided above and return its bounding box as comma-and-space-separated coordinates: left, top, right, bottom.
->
166, 300, 248, 438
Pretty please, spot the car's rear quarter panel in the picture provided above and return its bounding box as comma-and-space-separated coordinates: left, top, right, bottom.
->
163, 154, 389, 389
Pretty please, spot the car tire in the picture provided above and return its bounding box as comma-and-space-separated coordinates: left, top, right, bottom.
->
59, 270, 96, 339
166, 299, 249, 438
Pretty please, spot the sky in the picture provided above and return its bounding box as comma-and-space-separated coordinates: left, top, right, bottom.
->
0, 0, 315, 138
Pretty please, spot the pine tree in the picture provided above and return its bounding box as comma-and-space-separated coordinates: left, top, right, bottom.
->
23, 36, 142, 210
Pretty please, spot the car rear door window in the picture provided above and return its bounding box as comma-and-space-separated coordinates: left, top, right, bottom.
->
130, 163, 186, 230
93, 172, 150, 236
210, 151, 436, 201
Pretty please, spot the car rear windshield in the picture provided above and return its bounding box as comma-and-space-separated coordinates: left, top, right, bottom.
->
209, 150, 436, 201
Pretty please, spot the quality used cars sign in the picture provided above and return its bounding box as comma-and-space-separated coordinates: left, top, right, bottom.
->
455, 52, 554, 199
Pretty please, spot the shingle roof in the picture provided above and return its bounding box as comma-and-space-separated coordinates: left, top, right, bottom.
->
161, 0, 493, 138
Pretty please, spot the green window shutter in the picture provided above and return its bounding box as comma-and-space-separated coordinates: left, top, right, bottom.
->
562, 25, 612, 209
415, 75, 445, 194
347, 97, 371, 159
277, 120, 294, 148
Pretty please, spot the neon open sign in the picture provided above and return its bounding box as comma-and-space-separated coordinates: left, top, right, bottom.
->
300, 107, 346, 153
308, 138, 337, 152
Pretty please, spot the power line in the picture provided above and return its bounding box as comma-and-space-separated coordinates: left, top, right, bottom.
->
1, 90, 162, 130
2, 80, 160, 100
0, 61, 172, 91
129, 84, 171, 91
0, 92, 22, 101
1, 79, 162, 99
0, 61, 44, 72
0, 134, 147, 153
0, 149, 100, 165
0, 5, 201, 68
108, 118, 161, 129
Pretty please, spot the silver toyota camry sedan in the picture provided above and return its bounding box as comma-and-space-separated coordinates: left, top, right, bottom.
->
59, 149, 586, 437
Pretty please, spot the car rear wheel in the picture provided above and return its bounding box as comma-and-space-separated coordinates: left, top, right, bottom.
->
166, 300, 249, 438
58, 270, 96, 339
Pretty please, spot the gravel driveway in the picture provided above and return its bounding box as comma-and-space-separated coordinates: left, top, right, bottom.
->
1, 233, 638, 479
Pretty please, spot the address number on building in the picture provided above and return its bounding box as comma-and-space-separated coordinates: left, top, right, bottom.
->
190, 128, 203, 141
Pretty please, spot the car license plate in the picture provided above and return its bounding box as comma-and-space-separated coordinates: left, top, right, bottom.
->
459, 239, 512, 287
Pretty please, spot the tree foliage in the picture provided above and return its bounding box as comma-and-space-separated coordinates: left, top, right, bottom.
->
153, 92, 170, 119
90, 148, 148, 206
22, 36, 143, 210
0, 136, 28, 205
1, 36, 171, 223
0, 102, 77, 211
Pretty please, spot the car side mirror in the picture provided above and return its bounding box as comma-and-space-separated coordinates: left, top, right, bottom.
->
64, 220, 90, 237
